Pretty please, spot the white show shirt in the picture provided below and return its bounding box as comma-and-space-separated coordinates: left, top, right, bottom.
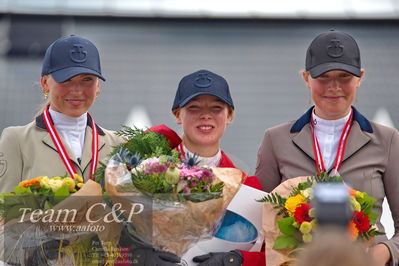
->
312, 111, 351, 170
182, 145, 222, 168
49, 108, 87, 162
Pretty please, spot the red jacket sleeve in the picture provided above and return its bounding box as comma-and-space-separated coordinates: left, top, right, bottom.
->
241, 250, 266, 266
243, 175, 263, 190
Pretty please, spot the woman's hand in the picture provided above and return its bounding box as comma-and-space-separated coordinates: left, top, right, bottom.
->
369, 243, 390, 266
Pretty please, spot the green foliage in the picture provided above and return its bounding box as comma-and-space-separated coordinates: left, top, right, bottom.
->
2, 194, 42, 221
184, 192, 222, 202
358, 193, 376, 215
0, 186, 43, 221
360, 228, 385, 240
52, 186, 71, 205
296, 181, 313, 192
291, 181, 312, 197
367, 211, 378, 225
257, 192, 286, 204
14, 186, 33, 195
257, 192, 288, 216
54, 186, 70, 197
133, 172, 171, 194
107, 126, 224, 203
94, 126, 180, 184
289, 172, 342, 197
116, 126, 174, 159
277, 217, 297, 236
273, 235, 299, 250
259, 171, 385, 254
311, 172, 343, 183
0, 181, 76, 221
209, 182, 224, 193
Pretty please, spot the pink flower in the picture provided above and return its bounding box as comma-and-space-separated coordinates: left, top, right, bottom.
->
179, 168, 204, 179
183, 186, 191, 195
179, 167, 213, 181
140, 157, 168, 175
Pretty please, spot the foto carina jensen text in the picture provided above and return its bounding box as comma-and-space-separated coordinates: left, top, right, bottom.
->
17, 202, 144, 223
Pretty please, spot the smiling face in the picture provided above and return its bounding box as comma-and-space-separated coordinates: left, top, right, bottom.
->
302, 70, 364, 120
173, 94, 233, 156
41, 74, 100, 117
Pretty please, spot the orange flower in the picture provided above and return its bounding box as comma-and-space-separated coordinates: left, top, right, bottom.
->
18, 177, 42, 188
348, 187, 357, 197
348, 221, 359, 240
18, 180, 30, 187
30, 178, 41, 186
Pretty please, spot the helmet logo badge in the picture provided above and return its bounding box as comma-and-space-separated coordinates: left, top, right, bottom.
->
194, 73, 212, 88
70, 44, 87, 63
327, 39, 344, 58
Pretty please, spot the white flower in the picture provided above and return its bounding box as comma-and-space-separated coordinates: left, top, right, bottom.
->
301, 187, 313, 199
40, 176, 50, 189
48, 179, 63, 192
131, 165, 143, 175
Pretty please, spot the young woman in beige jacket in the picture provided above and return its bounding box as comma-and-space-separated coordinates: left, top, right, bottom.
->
256, 30, 399, 266
0, 35, 122, 193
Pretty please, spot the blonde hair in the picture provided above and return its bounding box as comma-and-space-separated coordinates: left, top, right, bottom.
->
34, 78, 50, 117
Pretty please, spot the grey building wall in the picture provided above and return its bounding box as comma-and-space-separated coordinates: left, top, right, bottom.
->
0, 17, 398, 174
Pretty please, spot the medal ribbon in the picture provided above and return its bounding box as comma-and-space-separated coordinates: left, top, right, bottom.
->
43, 105, 99, 180
177, 143, 186, 160
310, 109, 353, 176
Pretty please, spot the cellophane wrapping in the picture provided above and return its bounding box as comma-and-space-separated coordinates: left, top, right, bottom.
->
262, 176, 310, 266
0, 180, 122, 265
105, 158, 242, 257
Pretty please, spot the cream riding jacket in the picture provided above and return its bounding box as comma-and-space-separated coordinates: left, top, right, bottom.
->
0, 113, 123, 193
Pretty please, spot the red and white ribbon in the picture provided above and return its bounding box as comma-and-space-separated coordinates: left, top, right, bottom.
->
43, 105, 99, 180
177, 143, 186, 161
310, 109, 353, 176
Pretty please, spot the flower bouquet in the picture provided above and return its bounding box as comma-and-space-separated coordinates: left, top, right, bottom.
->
103, 127, 242, 257
260, 173, 384, 266
0, 175, 120, 265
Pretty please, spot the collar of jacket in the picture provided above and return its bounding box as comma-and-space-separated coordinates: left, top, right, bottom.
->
290, 106, 373, 133
35, 112, 106, 136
